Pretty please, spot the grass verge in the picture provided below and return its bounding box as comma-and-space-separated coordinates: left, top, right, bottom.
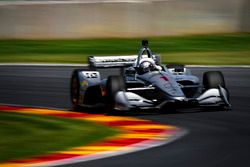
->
0, 111, 119, 163
0, 33, 249, 65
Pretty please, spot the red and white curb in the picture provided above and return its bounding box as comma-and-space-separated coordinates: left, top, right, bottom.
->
0, 105, 187, 167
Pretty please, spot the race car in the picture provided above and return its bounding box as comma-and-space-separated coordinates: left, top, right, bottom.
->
70, 40, 231, 113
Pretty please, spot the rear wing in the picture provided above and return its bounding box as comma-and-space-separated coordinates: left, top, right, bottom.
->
88, 55, 161, 68
88, 55, 137, 68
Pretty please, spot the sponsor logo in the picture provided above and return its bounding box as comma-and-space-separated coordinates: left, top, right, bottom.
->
82, 72, 99, 78
81, 80, 89, 87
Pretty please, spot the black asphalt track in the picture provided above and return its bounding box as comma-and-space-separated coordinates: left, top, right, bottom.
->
0, 66, 250, 167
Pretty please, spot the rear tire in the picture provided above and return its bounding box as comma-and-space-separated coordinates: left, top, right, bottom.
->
70, 70, 82, 111
105, 76, 125, 115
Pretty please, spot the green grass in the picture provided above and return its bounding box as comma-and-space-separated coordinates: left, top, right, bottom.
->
0, 33, 250, 65
0, 111, 119, 163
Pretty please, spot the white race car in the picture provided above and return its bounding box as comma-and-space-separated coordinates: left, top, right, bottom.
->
71, 40, 231, 113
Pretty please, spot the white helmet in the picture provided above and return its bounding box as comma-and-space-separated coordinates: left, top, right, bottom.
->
139, 58, 156, 73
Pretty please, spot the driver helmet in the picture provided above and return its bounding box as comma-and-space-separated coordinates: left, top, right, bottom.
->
139, 58, 156, 73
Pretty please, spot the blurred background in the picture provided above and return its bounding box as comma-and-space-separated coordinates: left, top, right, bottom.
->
0, 0, 249, 39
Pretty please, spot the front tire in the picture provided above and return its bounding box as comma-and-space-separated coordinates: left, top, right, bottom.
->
203, 71, 225, 90
203, 71, 230, 109
105, 76, 125, 115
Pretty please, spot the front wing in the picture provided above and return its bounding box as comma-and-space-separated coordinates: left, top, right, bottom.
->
113, 86, 231, 111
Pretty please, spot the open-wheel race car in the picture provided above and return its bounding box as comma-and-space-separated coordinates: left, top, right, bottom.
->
70, 40, 231, 114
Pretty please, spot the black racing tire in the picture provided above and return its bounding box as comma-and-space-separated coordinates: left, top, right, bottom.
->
203, 71, 231, 110
70, 70, 82, 111
203, 71, 225, 90
105, 76, 125, 115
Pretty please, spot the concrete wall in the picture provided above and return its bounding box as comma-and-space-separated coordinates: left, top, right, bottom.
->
0, 0, 248, 39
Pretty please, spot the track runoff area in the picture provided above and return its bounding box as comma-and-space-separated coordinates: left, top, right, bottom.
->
0, 105, 185, 167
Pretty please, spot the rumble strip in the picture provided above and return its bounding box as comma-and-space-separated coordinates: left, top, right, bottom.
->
0, 105, 186, 167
